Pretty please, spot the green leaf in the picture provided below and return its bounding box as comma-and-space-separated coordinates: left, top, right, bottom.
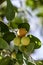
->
3, 32, 16, 43
0, 57, 11, 65
10, 22, 18, 29
0, 8, 5, 19
5, 0, 15, 21
9, 59, 16, 65
19, 42, 34, 56
0, 21, 9, 33
26, 42, 35, 55
26, 0, 43, 10
0, 38, 9, 49
27, 35, 41, 49
14, 17, 23, 23
36, 60, 43, 65
37, 13, 43, 17
16, 51, 23, 65
26, 0, 34, 7
27, 62, 35, 65
10, 17, 23, 29
24, 59, 36, 65
18, 23, 30, 32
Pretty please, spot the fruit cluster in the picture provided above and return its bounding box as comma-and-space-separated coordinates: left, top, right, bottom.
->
13, 28, 30, 46
12, 22, 41, 51
11, 23, 41, 62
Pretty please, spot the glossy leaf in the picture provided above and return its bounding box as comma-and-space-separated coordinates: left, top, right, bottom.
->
27, 35, 41, 49
18, 23, 30, 32
0, 38, 9, 49
3, 32, 16, 43
16, 51, 23, 64
0, 21, 9, 33
5, 0, 15, 21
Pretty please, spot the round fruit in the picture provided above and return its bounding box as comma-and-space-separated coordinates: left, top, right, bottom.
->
17, 28, 27, 37
21, 37, 30, 46
13, 37, 21, 46
11, 52, 16, 59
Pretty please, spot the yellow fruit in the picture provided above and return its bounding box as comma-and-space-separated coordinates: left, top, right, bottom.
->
17, 28, 27, 37
11, 52, 16, 59
21, 37, 30, 46
13, 37, 21, 46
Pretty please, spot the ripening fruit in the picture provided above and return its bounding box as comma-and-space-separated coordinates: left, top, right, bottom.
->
13, 37, 21, 46
17, 28, 27, 37
21, 37, 30, 46
11, 52, 16, 59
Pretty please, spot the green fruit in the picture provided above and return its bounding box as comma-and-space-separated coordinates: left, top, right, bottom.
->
21, 37, 30, 46
13, 37, 21, 46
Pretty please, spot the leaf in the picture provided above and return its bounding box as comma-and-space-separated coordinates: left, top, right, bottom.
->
0, 21, 9, 33
37, 13, 43, 17
26, 0, 35, 10
0, 57, 11, 65
0, 38, 9, 49
19, 42, 35, 56
27, 35, 41, 49
3, 32, 16, 43
10, 17, 23, 29
9, 59, 16, 65
10, 22, 18, 29
27, 62, 36, 65
0, 8, 5, 18
26, 0, 43, 10
26, 0, 34, 7
18, 23, 30, 32
5, 0, 15, 21
14, 17, 23, 23
24, 59, 36, 65
35, 60, 43, 65
16, 51, 23, 65
26, 42, 35, 55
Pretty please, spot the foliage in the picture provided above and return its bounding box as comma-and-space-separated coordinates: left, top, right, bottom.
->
26, 0, 43, 9
0, 0, 42, 65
